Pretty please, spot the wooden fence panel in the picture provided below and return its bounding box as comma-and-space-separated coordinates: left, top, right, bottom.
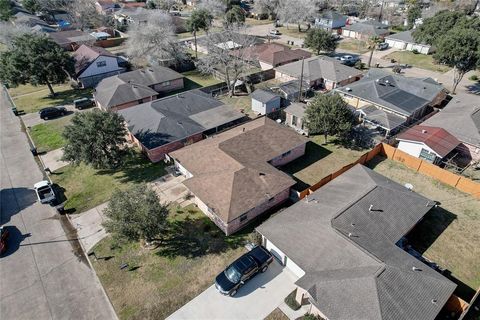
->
391, 148, 423, 172
366, 143, 383, 162
445, 295, 470, 314
418, 161, 461, 187
381, 143, 397, 158
309, 175, 333, 193
456, 178, 480, 199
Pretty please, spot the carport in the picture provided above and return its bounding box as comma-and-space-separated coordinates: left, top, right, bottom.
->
166, 260, 299, 320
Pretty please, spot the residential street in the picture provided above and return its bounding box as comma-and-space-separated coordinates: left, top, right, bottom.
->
0, 89, 117, 320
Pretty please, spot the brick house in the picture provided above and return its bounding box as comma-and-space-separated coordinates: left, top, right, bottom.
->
169, 117, 309, 235
118, 89, 246, 162
233, 43, 311, 70
257, 164, 456, 320
94, 67, 185, 111
275, 56, 363, 90
342, 20, 389, 40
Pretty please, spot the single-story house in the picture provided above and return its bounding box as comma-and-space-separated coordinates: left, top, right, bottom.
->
422, 94, 480, 161
12, 12, 57, 32
95, 0, 121, 14
342, 20, 390, 40
336, 69, 446, 135
274, 80, 310, 102
119, 89, 246, 162
284, 102, 308, 135
314, 11, 347, 30
251, 89, 281, 115
357, 104, 406, 134
73, 45, 125, 88
94, 67, 185, 111
275, 56, 363, 90
169, 117, 309, 235
194, 33, 263, 54
48, 30, 97, 51
257, 164, 456, 320
385, 30, 434, 54
233, 43, 312, 70
396, 125, 460, 164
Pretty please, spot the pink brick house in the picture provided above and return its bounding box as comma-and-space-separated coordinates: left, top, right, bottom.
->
94, 67, 185, 111
169, 117, 309, 235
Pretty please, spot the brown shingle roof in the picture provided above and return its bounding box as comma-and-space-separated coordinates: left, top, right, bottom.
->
397, 125, 460, 158
73, 44, 116, 76
170, 117, 308, 223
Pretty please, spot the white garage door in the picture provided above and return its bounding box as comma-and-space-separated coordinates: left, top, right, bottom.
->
264, 238, 305, 278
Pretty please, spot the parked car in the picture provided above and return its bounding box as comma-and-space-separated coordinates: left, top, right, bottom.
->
215, 245, 274, 296
340, 55, 359, 66
39, 106, 67, 120
73, 97, 94, 110
0, 226, 9, 255
377, 42, 389, 50
269, 29, 281, 35
34, 181, 56, 204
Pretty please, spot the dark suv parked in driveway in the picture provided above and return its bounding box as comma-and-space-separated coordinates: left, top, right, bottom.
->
39, 106, 67, 120
73, 97, 94, 110
215, 245, 273, 296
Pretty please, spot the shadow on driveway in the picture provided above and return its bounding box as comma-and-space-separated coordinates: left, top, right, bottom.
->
0, 187, 37, 224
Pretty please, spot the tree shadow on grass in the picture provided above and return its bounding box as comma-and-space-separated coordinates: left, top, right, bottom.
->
41, 88, 93, 106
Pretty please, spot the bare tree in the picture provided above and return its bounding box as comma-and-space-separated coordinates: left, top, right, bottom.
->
197, 0, 226, 18
253, 0, 278, 20
149, 0, 180, 12
197, 26, 257, 97
276, 0, 317, 32
66, 0, 103, 30
126, 10, 187, 68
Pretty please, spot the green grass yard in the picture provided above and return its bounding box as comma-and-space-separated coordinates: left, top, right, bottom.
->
367, 157, 480, 293
51, 152, 167, 213
29, 115, 72, 152
181, 70, 222, 87
91, 204, 248, 319
219, 94, 254, 118
383, 51, 451, 73
337, 38, 369, 54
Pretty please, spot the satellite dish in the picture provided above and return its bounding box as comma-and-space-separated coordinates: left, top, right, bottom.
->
404, 183, 414, 191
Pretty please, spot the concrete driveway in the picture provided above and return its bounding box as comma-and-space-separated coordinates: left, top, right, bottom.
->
21, 105, 96, 128
167, 260, 298, 320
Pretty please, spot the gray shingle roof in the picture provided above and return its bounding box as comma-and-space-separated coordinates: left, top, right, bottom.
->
385, 30, 422, 44
359, 104, 405, 130
257, 164, 456, 320
117, 89, 245, 149
284, 102, 307, 119
251, 89, 279, 103
344, 20, 389, 36
275, 56, 363, 84
423, 93, 480, 147
336, 69, 444, 117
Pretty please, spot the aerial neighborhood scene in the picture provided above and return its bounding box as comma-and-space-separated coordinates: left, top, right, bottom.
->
1, 0, 480, 319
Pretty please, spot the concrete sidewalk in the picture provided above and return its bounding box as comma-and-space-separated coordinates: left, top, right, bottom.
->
39, 148, 68, 172
71, 203, 109, 253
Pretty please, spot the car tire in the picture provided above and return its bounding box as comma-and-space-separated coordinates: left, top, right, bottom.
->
230, 289, 237, 297
261, 265, 268, 273
77, 106, 82, 110
44, 116, 48, 120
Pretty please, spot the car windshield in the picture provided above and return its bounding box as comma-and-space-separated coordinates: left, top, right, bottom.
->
225, 265, 242, 283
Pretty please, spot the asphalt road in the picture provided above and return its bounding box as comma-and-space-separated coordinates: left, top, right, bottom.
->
0, 89, 117, 320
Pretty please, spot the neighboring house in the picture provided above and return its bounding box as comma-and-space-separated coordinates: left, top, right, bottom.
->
234, 43, 311, 70
119, 89, 246, 162
251, 89, 281, 115
284, 102, 308, 135
170, 117, 309, 235
336, 69, 446, 136
396, 125, 460, 164
275, 56, 363, 90
13, 12, 57, 32
422, 94, 480, 161
257, 164, 456, 320
48, 30, 97, 50
274, 80, 310, 102
342, 20, 389, 40
73, 45, 125, 88
95, 0, 121, 14
385, 30, 434, 54
195, 33, 263, 54
314, 11, 348, 31
94, 67, 185, 111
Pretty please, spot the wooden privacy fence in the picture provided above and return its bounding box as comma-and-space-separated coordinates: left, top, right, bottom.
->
298, 143, 480, 200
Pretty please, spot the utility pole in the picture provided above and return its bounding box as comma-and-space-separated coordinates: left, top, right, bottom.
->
298, 57, 305, 102
378, 0, 385, 23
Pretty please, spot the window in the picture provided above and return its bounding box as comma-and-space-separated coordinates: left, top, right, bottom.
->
162, 81, 171, 87
96, 61, 107, 67
292, 115, 298, 125
239, 214, 248, 222
281, 150, 291, 157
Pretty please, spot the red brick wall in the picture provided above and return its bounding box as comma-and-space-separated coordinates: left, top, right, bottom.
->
138, 132, 204, 162
269, 143, 306, 166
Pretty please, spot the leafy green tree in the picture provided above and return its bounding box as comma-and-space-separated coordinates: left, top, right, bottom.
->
224, 5, 245, 26
186, 9, 213, 58
406, 2, 421, 29
412, 10, 466, 45
62, 111, 128, 169
22, 0, 40, 13
0, 0, 12, 21
103, 184, 169, 244
304, 28, 337, 55
304, 93, 355, 144
0, 34, 74, 96
434, 27, 480, 94
366, 35, 381, 68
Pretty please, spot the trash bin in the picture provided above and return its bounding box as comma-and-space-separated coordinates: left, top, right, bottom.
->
375, 63, 380, 68
30, 147, 37, 156
12, 107, 18, 116
55, 204, 65, 214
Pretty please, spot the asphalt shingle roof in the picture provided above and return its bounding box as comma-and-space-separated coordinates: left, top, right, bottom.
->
118, 89, 245, 150
344, 20, 389, 36
73, 45, 119, 76
251, 89, 279, 103
397, 125, 460, 157
359, 104, 405, 130
257, 164, 456, 320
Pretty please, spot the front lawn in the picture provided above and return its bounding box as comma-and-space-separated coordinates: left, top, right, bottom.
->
367, 157, 480, 295
181, 70, 223, 87
29, 115, 72, 152
11, 84, 93, 114
91, 204, 248, 319
280, 136, 366, 190
383, 51, 451, 73
337, 38, 369, 54
51, 152, 167, 213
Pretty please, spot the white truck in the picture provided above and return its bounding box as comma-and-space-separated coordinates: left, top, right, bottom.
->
34, 181, 56, 204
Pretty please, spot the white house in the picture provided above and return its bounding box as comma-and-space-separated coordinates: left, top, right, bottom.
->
251, 89, 281, 115
385, 30, 433, 54
396, 125, 460, 164
73, 45, 125, 88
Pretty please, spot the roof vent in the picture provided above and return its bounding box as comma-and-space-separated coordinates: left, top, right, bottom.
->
385, 80, 389, 84
431, 299, 437, 304
348, 232, 353, 237
369, 204, 374, 212
375, 79, 380, 82
259, 172, 265, 176
404, 183, 414, 191
422, 129, 427, 134
412, 266, 422, 271
242, 127, 246, 132
346, 87, 352, 92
